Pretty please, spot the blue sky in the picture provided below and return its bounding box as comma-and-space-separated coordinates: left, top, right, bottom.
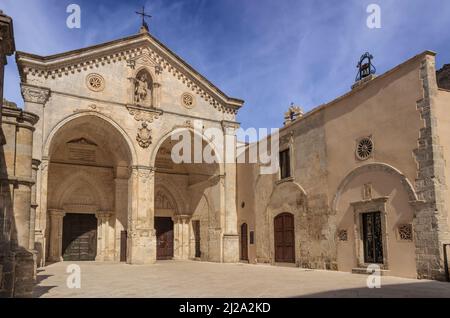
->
2, 0, 450, 131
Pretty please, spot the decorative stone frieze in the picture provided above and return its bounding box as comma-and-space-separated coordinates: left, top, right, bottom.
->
126, 104, 162, 123
17, 37, 243, 114
20, 83, 50, 104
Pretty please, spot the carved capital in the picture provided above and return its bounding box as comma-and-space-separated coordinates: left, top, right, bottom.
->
131, 166, 154, 183
48, 209, 65, 218
221, 120, 240, 135
95, 211, 112, 220
21, 83, 51, 104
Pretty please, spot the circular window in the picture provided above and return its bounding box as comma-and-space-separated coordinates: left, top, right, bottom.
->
356, 137, 373, 160
181, 92, 195, 108
86, 73, 105, 92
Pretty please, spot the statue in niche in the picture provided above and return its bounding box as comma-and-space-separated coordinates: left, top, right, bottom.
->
134, 71, 152, 106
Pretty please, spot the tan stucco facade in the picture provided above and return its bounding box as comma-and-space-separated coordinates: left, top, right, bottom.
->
238, 51, 450, 280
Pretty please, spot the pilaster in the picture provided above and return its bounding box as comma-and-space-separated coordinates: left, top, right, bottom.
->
127, 166, 156, 264
48, 210, 65, 262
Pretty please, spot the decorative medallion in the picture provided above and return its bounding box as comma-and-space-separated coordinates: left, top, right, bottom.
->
86, 73, 105, 92
398, 224, 413, 241
181, 92, 195, 108
136, 122, 152, 148
356, 137, 373, 161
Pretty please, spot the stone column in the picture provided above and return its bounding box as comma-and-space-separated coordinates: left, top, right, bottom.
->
35, 157, 48, 265
48, 210, 65, 262
29, 159, 40, 250
127, 166, 156, 264
20, 84, 50, 266
114, 172, 129, 261
95, 212, 111, 261
221, 121, 240, 263
172, 215, 190, 260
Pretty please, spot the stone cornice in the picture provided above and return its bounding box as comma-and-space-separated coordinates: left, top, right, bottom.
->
1, 105, 39, 125
20, 83, 51, 104
16, 32, 244, 115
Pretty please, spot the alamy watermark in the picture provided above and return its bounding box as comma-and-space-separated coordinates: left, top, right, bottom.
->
66, 4, 81, 29
366, 264, 382, 288
366, 4, 381, 29
170, 120, 280, 175
66, 264, 81, 289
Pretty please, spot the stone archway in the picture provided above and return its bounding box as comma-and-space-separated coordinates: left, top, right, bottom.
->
44, 114, 133, 263
153, 128, 223, 262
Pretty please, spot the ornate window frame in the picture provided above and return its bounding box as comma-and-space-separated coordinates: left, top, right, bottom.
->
350, 197, 389, 269
277, 131, 295, 183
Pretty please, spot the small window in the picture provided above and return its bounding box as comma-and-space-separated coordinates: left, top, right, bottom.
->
249, 231, 255, 245
279, 149, 291, 179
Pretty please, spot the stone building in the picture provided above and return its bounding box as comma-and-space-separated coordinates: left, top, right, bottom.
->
16, 24, 243, 268
2, 17, 450, 296
0, 11, 39, 297
238, 51, 450, 281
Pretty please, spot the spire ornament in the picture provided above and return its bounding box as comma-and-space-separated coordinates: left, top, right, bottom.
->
135, 5, 152, 33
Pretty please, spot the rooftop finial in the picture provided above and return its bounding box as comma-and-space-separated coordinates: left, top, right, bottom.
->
283, 102, 304, 126
135, 5, 152, 33
355, 52, 376, 82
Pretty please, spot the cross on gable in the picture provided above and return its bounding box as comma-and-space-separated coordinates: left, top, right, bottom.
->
135, 6, 152, 31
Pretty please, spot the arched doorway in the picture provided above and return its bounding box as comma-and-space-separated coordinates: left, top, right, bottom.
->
274, 213, 295, 263
153, 129, 221, 261
154, 188, 178, 260
45, 115, 133, 263
240, 223, 248, 261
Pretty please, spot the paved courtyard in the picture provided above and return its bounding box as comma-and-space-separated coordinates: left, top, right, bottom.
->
34, 260, 450, 298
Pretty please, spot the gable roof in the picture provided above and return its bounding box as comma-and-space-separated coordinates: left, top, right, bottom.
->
16, 30, 244, 113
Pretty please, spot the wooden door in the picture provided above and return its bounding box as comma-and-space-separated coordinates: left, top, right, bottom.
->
274, 213, 295, 263
362, 212, 384, 264
120, 231, 127, 262
155, 217, 174, 260
240, 223, 248, 261
62, 213, 97, 261
192, 220, 201, 258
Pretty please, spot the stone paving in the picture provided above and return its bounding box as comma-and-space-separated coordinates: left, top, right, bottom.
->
33, 260, 450, 298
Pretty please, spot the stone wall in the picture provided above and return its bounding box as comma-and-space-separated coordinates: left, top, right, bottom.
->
237, 51, 450, 280
0, 102, 39, 297
0, 10, 39, 298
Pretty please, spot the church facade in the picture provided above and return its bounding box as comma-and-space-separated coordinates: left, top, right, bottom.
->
16, 26, 243, 267
2, 19, 450, 297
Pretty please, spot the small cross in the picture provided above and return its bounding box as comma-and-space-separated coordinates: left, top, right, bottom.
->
135, 6, 152, 30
